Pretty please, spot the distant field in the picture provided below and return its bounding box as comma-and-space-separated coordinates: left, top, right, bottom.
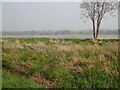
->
2, 38, 119, 88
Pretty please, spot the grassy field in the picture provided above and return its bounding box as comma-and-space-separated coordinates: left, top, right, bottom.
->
2, 38, 119, 88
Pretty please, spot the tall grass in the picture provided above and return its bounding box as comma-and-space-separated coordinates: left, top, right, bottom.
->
2, 38, 119, 88
2, 69, 44, 88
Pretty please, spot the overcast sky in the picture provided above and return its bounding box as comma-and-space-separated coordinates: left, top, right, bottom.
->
0, 2, 2, 32
2, 2, 118, 31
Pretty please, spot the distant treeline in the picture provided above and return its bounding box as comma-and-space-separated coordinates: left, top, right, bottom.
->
2, 29, 118, 35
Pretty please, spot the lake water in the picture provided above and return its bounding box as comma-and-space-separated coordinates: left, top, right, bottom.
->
1, 34, 118, 39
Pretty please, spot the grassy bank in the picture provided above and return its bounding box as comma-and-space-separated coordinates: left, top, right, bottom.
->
2, 69, 44, 88
2, 38, 119, 88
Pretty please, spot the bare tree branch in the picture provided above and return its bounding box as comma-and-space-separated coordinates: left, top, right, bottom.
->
80, 0, 118, 38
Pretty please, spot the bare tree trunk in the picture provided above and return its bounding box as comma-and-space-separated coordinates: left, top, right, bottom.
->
95, 11, 102, 39
95, 22, 100, 38
92, 19, 96, 39
80, 2, 117, 39
96, 17, 102, 38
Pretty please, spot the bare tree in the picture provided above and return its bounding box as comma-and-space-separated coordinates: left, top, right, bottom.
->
80, 0, 118, 39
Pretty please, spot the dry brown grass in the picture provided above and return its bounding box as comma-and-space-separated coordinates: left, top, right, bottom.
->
2, 38, 119, 88
30, 72, 55, 88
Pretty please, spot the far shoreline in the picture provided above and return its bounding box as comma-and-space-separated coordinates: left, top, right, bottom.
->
1, 37, 119, 40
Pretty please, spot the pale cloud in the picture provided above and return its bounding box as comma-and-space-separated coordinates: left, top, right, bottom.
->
2, 2, 118, 31
1, 0, 81, 2
1, 0, 118, 2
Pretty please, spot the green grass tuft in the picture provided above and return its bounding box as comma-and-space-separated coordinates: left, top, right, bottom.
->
2, 70, 44, 88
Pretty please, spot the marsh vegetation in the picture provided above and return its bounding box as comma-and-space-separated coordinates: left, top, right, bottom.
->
2, 38, 119, 88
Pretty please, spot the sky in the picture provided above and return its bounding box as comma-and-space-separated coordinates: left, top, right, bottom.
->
2, 2, 118, 31
0, 2, 2, 33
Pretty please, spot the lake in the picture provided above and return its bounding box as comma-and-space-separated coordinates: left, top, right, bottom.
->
1, 34, 118, 39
